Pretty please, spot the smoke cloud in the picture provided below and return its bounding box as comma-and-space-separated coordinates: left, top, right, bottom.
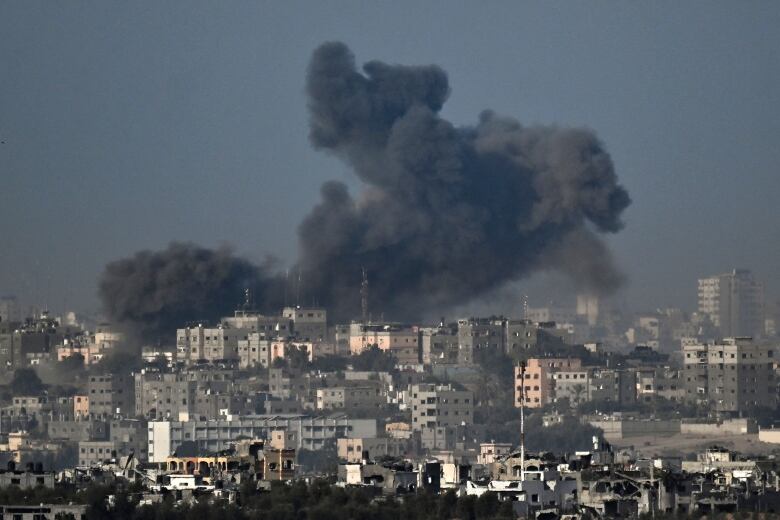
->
299, 42, 629, 319
99, 42, 630, 337
98, 243, 283, 341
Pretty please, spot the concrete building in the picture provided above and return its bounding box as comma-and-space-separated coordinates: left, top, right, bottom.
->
147, 415, 377, 462
698, 269, 764, 338
282, 307, 327, 342
0, 295, 21, 323
457, 318, 505, 365
87, 374, 134, 420
175, 324, 248, 363
316, 385, 385, 411
683, 337, 776, 413
515, 358, 583, 409
551, 369, 591, 407
134, 372, 198, 420
337, 437, 412, 462
589, 369, 637, 406
349, 323, 419, 364
504, 320, 570, 360
409, 384, 473, 431
420, 324, 460, 365
478, 442, 513, 465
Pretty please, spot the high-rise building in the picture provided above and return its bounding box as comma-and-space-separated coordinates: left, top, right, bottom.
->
698, 269, 764, 338
0, 296, 20, 323
682, 337, 776, 413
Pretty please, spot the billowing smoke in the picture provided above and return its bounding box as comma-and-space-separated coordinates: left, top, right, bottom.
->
98, 243, 283, 341
298, 42, 629, 320
99, 42, 630, 336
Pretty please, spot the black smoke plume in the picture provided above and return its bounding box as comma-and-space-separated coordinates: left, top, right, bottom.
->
299, 42, 629, 319
98, 243, 283, 341
99, 42, 630, 338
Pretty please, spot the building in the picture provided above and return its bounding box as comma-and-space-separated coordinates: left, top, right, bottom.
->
504, 320, 570, 360
282, 307, 327, 342
316, 385, 385, 411
457, 318, 505, 365
0, 295, 21, 323
87, 374, 134, 420
420, 324, 460, 365
682, 337, 776, 413
147, 415, 377, 462
337, 437, 412, 463
175, 324, 248, 363
349, 323, 419, 364
478, 442, 513, 465
589, 369, 637, 406
698, 269, 764, 338
551, 369, 591, 407
515, 358, 583, 409
409, 384, 473, 431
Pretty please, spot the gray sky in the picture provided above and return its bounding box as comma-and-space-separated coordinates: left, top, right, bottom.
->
1, 1, 779, 315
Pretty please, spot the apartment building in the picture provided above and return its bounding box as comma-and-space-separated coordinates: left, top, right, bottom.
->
409, 384, 473, 431
683, 337, 776, 413
515, 358, 583, 409
316, 385, 385, 411
282, 307, 327, 342
87, 374, 134, 420
147, 415, 377, 462
698, 269, 764, 338
420, 325, 460, 365
349, 323, 419, 364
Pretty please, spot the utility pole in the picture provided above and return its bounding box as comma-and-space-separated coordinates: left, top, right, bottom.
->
519, 360, 526, 482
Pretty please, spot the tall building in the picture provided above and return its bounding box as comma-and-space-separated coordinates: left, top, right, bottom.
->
682, 337, 776, 413
698, 269, 764, 338
409, 384, 473, 431
576, 294, 599, 326
0, 296, 20, 323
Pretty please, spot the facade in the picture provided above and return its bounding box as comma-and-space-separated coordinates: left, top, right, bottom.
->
175, 325, 248, 363
515, 358, 583, 409
134, 372, 198, 420
589, 369, 637, 406
349, 323, 419, 364
457, 318, 505, 365
282, 307, 327, 341
420, 325, 460, 365
316, 385, 384, 411
698, 269, 764, 338
147, 415, 377, 462
337, 437, 411, 462
87, 374, 134, 420
683, 337, 776, 413
409, 384, 473, 431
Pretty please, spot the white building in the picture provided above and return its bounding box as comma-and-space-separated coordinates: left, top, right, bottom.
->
147, 415, 376, 462
698, 269, 764, 338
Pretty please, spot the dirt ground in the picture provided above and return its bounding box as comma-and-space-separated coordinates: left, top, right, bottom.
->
608, 433, 780, 459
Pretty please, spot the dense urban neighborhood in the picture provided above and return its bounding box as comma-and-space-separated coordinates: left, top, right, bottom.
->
1, 269, 780, 518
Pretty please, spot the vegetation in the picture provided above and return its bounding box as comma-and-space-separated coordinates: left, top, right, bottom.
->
351, 346, 396, 372
0, 480, 516, 520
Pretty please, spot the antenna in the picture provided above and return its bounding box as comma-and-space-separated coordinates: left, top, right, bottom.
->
522, 294, 528, 320
243, 288, 253, 310
519, 360, 526, 482
361, 268, 369, 324
296, 270, 302, 307
283, 269, 289, 307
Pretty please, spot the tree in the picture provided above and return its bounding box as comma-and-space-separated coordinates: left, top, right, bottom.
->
10, 368, 45, 395
352, 345, 396, 372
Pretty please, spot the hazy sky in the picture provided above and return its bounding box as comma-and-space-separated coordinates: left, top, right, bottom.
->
1, 1, 779, 316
